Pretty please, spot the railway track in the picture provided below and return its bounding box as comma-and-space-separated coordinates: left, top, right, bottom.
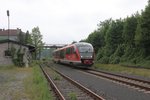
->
40, 64, 65, 100
40, 64, 105, 100
83, 69, 150, 93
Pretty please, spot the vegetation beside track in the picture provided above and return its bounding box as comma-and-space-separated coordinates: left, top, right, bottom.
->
24, 64, 53, 100
84, 1, 150, 69
94, 63, 150, 78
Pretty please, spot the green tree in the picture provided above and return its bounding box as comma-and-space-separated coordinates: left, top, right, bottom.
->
105, 19, 124, 56
31, 26, 44, 60
122, 15, 138, 45
18, 30, 25, 44
86, 30, 104, 53
141, 0, 150, 56
97, 19, 112, 45
86, 19, 112, 53
25, 31, 32, 44
134, 12, 142, 46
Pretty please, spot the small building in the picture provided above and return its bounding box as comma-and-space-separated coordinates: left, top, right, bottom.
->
0, 29, 22, 41
0, 39, 35, 67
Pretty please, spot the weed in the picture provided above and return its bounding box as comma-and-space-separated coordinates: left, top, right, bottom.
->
68, 92, 77, 100
24, 65, 53, 100
53, 74, 61, 80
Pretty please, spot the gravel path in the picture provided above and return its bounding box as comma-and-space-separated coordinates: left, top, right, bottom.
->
0, 68, 30, 100
52, 64, 150, 100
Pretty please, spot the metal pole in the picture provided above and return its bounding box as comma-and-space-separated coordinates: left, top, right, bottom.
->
7, 10, 10, 50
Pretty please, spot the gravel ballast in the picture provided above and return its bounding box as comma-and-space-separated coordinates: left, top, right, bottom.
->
51, 63, 150, 100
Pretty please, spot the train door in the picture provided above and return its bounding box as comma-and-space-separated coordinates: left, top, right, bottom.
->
65, 47, 73, 60
66, 47, 71, 60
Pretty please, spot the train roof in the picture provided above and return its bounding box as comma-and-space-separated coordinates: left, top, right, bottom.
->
74, 42, 93, 47
53, 42, 93, 52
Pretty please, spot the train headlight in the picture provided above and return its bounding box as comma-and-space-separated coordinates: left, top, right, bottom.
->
81, 56, 83, 58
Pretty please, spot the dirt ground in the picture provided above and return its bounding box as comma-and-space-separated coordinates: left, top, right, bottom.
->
0, 67, 31, 100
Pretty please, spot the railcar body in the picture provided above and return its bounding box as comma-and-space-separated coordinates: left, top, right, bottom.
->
52, 42, 94, 68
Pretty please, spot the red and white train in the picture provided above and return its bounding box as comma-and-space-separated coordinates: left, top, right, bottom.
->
52, 42, 94, 68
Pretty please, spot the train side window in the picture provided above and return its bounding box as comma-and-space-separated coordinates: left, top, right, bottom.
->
66, 48, 71, 54
71, 47, 73, 54
60, 50, 65, 58
70, 47, 72, 54
69, 48, 71, 54
66, 48, 69, 54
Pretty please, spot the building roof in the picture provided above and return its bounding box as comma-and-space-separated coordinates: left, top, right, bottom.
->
0, 39, 35, 52
0, 29, 21, 36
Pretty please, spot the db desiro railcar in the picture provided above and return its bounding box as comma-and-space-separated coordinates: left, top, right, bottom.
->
52, 42, 94, 68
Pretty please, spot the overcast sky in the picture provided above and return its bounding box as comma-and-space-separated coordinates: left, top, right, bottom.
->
0, 0, 148, 44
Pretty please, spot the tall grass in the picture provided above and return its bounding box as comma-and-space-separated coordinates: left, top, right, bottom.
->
24, 65, 53, 100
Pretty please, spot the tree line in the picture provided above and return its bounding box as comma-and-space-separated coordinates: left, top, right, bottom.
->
84, 0, 150, 67
18, 26, 44, 60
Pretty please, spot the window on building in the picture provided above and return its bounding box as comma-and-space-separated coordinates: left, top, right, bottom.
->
4, 49, 11, 57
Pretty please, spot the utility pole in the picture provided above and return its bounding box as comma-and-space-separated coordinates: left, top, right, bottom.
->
7, 10, 10, 50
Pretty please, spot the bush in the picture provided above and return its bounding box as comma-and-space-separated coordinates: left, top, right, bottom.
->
96, 48, 104, 61
114, 44, 125, 57
111, 56, 120, 64
98, 56, 109, 64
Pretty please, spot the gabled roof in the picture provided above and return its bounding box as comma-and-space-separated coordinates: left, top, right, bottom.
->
0, 29, 21, 36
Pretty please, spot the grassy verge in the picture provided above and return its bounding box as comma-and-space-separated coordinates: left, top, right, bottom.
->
24, 65, 53, 100
119, 60, 150, 69
94, 63, 150, 78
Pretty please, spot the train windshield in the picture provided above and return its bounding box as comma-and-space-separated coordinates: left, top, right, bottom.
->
78, 46, 93, 52
76, 43, 94, 59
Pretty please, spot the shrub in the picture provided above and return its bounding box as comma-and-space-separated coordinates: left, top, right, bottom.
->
68, 92, 77, 100
98, 56, 109, 64
111, 56, 120, 64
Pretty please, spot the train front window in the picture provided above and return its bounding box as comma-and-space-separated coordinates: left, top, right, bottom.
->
78, 46, 93, 53
77, 44, 94, 59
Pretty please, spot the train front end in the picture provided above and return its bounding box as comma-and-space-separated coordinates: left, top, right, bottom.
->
75, 42, 94, 67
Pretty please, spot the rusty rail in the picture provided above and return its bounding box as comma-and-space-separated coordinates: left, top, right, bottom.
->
40, 65, 65, 100
86, 69, 150, 91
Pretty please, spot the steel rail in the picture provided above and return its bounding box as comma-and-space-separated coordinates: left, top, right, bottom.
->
91, 69, 150, 84
40, 65, 65, 100
86, 69, 150, 91
52, 68, 105, 100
